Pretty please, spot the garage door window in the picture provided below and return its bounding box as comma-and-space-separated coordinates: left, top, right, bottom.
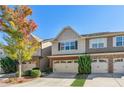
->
74, 60, 78, 63
61, 61, 66, 63
92, 59, 97, 63
67, 61, 72, 63
99, 59, 107, 62
54, 61, 59, 64
114, 58, 123, 62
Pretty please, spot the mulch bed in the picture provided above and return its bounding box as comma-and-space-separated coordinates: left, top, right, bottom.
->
0, 76, 35, 84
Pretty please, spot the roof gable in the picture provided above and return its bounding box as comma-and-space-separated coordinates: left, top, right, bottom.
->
54, 26, 80, 41
31, 34, 42, 42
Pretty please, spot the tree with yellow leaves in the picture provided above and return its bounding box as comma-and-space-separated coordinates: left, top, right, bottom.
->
0, 5, 40, 78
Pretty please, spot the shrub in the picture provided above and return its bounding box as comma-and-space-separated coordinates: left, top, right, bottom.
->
31, 69, 41, 78
24, 70, 31, 76
78, 54, 91, 74
0, 57, 17, 73
16, 71, 24, 77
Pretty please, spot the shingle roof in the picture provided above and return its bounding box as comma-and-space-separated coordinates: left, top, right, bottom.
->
81, 31, 124, 37
42, 38, 53, 42
31, 33, 43, 42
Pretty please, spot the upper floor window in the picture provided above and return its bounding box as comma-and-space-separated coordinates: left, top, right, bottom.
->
89, 38, 107, 49
58, 40, 78, 51
114, 36, 124, 47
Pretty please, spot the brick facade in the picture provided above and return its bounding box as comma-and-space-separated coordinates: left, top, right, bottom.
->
49, 53, 124, 73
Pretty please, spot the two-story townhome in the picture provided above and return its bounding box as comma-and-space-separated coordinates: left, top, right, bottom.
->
48, 26, 124, 73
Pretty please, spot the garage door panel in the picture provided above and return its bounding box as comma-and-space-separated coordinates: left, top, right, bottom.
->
92, 62, 108, 73
53, 61, 78, 73
66, 63, 78, 73
113, 62, 124, 73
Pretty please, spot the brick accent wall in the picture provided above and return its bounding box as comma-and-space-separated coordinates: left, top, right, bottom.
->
49, 53, 124, 73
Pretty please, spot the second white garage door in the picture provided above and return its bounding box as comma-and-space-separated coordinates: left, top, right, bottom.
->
53, 60, 78, 73
92, 59, 108, 73
113, 58, 124, 73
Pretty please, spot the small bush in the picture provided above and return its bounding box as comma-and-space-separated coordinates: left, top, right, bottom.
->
16, 71, 24, 77
0, 57, 17, 73
31, 69, 41, 78
32, 67, 40, 70
78, 54, 91, 74
24, 70, 31, 76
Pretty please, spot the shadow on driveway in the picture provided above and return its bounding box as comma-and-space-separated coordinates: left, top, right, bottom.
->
0, 73, 16, 79
45, 72, 77, 79
87, 73, 124, 80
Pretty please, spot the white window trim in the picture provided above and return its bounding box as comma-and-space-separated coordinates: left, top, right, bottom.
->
89, 38, 107, 49
59, 40, 77, 51
59, 39, 77, 42
113, 36, 124, 47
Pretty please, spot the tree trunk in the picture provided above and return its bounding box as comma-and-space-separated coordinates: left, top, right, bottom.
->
18, 61, 22, 78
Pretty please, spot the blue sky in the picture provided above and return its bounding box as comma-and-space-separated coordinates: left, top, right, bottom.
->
1, 5, 124, 42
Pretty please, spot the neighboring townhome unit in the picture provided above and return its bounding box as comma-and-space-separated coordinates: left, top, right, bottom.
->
48, 26, 124, 73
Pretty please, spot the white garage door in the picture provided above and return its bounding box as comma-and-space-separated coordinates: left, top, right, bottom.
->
113, 58, 124, 73
92, 59, 108, 73
53, 60, 78, 73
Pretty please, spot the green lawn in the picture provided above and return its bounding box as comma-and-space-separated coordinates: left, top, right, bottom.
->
71, 74, 88, 87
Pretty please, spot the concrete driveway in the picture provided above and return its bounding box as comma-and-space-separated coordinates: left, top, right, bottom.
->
10, 73, 76, 87
84, 73, 124, 87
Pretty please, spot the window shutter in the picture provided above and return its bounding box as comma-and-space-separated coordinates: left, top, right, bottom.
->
75, 40, 78, 49
58, 42, 60, 51
113, 37, 116, 47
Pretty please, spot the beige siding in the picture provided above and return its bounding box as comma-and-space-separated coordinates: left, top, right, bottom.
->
40, 41, 52, 70
22, 63, 36, 72
52, 29, 85, 55
33, 48, 42, 56
33, 42, 42, 56
57, 29, 79, 41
